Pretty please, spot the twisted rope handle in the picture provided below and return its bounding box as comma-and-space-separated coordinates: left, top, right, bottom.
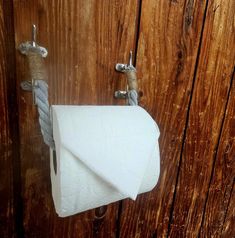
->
117, 65, 138, 106
34, 80, 55, 149
24, 51, 55, 150
125, 66, 138, 106
128, 89, 138, 106
115, 51, 139, 106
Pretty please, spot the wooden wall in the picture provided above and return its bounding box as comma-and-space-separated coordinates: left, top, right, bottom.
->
0, 0, 234, 237
0, 1, 22, 237
0, 1, 14, 237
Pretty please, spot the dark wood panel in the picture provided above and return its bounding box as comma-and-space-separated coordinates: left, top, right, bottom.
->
13, 0, 139, 237
0, 0, 19, 237
0, 5, 13, 237
199, 71, 235, 237
119, 0, 207, 237
169, 0, 235, 237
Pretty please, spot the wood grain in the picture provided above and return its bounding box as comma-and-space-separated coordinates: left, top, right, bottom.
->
169, 0, 235, 237
0, 3, 13, 237
4, 0, 234, 237
0, 1, 21, 237
13, 0, 139, 237
199, 70, 235, 237
119, 0, 207, 237
221, 183, 235, 237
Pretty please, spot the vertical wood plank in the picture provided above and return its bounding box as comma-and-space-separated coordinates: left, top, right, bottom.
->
0, 0, 20, 237
221, 184, 235, 237
200, 71, 235, 237
119, 0, 207, 237
169, 0, 235, 237
0, 3, 14, 236
13, 0, 139, 237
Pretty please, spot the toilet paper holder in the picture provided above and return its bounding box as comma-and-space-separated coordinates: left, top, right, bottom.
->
115, 51, 139, 102
17, 25, 147, 218
18, 24, 139, 150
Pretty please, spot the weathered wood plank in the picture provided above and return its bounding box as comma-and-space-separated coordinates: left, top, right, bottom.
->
0, 1, 18, 237
13, 0, 139, 237
169, 0, 235, 237
199, 70, 235, 237
119, 0, 207, 237
221, 183, 235, 237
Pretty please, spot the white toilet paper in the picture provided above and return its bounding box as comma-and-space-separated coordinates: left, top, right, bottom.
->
50, 105, 160, 217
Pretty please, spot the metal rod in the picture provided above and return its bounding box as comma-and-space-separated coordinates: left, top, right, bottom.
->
32, 24, 37, 47
129, 50, 133, 66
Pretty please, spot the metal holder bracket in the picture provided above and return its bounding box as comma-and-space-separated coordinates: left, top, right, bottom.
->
115, 51, 136, 73
114, 51, 138, 100
19, 24, 48, 58
114, 90, 128, 99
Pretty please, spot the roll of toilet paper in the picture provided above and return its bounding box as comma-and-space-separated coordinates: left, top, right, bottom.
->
50, 105, 160, 217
